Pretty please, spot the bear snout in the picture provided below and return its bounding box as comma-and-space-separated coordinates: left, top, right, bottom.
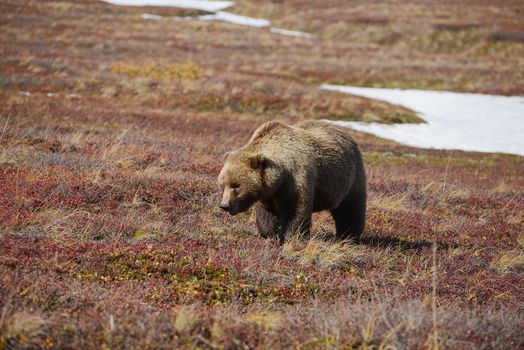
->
219, 202, 241, 215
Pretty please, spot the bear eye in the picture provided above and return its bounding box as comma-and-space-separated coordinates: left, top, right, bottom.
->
230, 183, 240, 189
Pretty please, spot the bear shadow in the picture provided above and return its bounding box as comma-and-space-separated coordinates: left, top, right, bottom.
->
360, 235, 465, 251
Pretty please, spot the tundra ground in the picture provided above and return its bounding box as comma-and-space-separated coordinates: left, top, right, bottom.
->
1, 1, 523, 349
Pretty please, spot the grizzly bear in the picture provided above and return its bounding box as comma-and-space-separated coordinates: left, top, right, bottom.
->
217, 120, 366, 244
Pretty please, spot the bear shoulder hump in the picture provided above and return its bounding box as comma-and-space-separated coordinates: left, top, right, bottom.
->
250, 120, 290, 142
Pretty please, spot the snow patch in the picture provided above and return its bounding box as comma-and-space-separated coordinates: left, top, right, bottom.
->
112, 0, 314, 38
198, 11, 270, 27
141, 13, 164, 20
270, 27, 316, 39
320, 84, 524, 156
101, 0, 233, 12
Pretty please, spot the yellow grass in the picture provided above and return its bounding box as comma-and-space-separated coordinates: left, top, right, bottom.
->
491, 236, 524, 273
112, 62, 201, 81
282, 234, 366, 269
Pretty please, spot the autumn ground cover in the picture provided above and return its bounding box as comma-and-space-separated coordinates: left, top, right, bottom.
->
1, 0, 523, 349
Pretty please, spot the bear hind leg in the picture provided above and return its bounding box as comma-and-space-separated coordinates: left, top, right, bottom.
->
331, 196, 366, 241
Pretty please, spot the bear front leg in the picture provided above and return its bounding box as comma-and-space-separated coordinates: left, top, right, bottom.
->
255, 205, 280, 238
276, 182, 314, 244
279, 207, 312, 245
288, 214, 312, 241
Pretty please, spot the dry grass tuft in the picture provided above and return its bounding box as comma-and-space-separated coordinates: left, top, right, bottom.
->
282, 234, 367, 269
173, 305, 200, 334
370, 194, 407, 211
0, 0, 523, 348
492, 236, 524, 273
0, 312, 48, 348
247, 310, 282, 330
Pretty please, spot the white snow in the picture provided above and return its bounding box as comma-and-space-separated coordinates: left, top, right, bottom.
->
320, 84, 524, 156
270, 27, 316, 39
198, 11, 270, 27
141, 13, 163, 19
101, 0, 233, 12
107, 0, 314, 38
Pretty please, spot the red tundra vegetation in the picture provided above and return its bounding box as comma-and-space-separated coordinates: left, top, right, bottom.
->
1, 0, 523, 349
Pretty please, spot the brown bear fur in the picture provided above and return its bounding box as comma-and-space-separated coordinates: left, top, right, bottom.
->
218, 120, 366, 244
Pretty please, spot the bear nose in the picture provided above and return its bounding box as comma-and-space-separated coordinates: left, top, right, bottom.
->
219, 203, 230, 211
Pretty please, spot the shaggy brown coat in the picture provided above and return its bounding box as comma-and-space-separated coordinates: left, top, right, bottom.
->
218, 120, 367, 244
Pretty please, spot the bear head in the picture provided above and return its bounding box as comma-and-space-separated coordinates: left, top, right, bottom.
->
217, 150, 281, 215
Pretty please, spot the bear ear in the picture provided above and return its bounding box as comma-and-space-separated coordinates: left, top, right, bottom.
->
249, 154, 268, 170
